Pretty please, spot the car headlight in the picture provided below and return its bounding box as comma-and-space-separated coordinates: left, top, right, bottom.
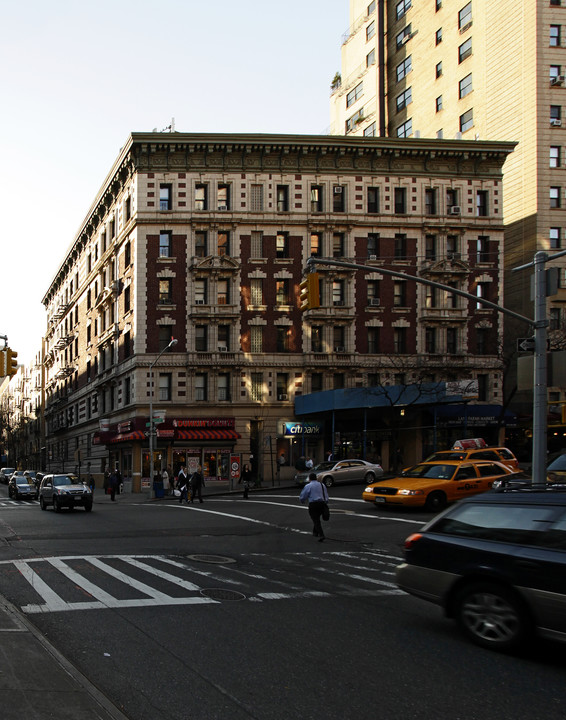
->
364, 486, 373, 492
397, 488, 424, 496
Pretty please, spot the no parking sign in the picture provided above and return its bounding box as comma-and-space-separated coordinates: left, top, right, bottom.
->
230, 454, 241, 483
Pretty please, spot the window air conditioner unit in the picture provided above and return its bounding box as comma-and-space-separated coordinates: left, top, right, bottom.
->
551, 119, 562, 126
218, 346, 228, 352
278, 394, 288, 401
195, 299, 205, 305
448, 252, 462, 260
334, 186, 343, 194
369, 298, 380, 306
449, 206, 461, 215
551, 75, 565, 86
401, 33, 411, 44
218, 204, 228, 211
334, 346, 345, 353
459, 21, 472, 34
369, 254, 377, 260
333, 300, 345, 306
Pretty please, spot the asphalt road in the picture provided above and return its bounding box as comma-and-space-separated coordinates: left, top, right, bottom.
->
0, 483, 565, 720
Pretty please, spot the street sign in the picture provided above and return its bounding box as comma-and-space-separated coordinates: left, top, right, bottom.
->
517, 337, 535, 353
145, 418, 165, 427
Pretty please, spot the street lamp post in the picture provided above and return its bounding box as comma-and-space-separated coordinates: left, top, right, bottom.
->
149, 338, 178, 497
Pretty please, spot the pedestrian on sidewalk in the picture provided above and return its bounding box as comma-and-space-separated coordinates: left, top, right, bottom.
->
299, 472, 329, 542
241, 463, 252, 498
88, 473, 96, 501
177, 467, 189, 504
108, 470, 118, 501
190, 465, 204, 503
162, 467, 170, 496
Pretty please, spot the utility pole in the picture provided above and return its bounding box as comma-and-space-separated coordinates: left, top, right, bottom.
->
149, 338, 178, 498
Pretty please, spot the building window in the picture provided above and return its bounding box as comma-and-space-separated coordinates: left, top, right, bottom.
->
425, 234, 437, 260
368, 280, 380, 303
367, 48, 376, 67
447, 328, 458, 355
218, 373, 230, 401
396, 87, 412, 112
251, 230, 263, 258
159, 231, 172, 257
459, 73, 473, 98
435, 28, 442, 45
250, 184, 264, 211
195, 184, 208, 211
551, 25, 562, 47
396, 0, 411, 20
275, 280, 290, 306
218, 324, 231, 351
551, 186, 562, 208
394, 187, 407, 214
367, 233, 379, 257
368, 327, 380, 353
311, 326, 323, 353
346, 82, 363, 108
276, 232, 289, 258
276, 328, 290, 352
458, 2, 472, 30
333, 233, 345, 258
158, 373, 172, 401
397, 118, 412, 137
217, 184, 230, 210
195, 373, 208, 401
447, 234, 459, 257
396, 24, 412, 48
425, 188, 437, 215
124, 241, 131, 266
459, 38, 472, 63
476, 329, 489, 356
425, 327, 437, 353
366, 20, 375, 41
195, 325, 208, 352
551, 105, 562, 125
218, 230, 230, 256
333, 326, 345, 352
394, 234, 407, 259
159, 279, 172, 304
160, 184, 172, 211
368, 187, 379, 213
310, 232, 322, 257
276, 185, 289, 212
195, 278, 207, 304
158, 325, 173, 351
250, 372, 263, 401
276, 373, 289, 400
394, 281, 407, 306
124, 285, 131, 313
364, 122, 376, 137
250, 327, 263, 354
311, 373, 323, 392
476, 190, 488, 216
333, 186, 346, 212
195, 231, 207, 257
446, 188, 458, 210
250, 279, 263, 306
397, 56, 412, 82
436, 61, 443, 78
551, 65, 562, 82
436, 95, 443, 112
394, 327, 407, 353
477, 236, 490, 263
476, 283, 490, 310
333, 373, 345, 389
217, 278, 230, 305
311, 185, 324, 212
346, 108, 365, 133
460, 108, 474, 132
425, 285, 438, 308
551, 146, 561, 168
332, 280, 345, 306
550, 227, 562, 249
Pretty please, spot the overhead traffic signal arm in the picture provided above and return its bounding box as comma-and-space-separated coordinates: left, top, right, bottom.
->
299, 272, 320, 311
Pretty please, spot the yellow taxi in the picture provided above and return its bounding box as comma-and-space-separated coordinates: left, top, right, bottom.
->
362, 460, 514, 511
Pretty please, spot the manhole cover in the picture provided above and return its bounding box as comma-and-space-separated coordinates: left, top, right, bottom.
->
186, 554, 236, 564
200, 588, 246, 602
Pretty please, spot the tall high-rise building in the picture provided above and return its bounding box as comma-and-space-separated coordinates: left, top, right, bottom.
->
331, 0, 566, 434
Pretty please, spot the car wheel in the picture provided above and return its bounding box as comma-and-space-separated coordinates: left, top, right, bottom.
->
454, 582, 530, 651
40, 497, 47, 511
53, 497, 61, 513
84, 502, 93, 513
364, 472, 376, 483
425, 490, 447, 512
322, 476, 334, 488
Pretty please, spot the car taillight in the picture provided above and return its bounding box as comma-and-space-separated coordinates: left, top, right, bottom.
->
403, 533, 423, 550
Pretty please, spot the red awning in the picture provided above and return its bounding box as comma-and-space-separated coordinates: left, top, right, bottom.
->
176, 429, 241, 441
109, 430, 146, 443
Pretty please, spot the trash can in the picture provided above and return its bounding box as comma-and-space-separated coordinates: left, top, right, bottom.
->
153, 480, 164, 498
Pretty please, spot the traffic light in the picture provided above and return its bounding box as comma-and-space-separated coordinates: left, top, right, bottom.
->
299, 272, 320, 311
5, 348, 18, 377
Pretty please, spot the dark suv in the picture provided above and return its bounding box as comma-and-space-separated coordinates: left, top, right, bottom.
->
39, 474, 93, 512
396, 490, 566, 651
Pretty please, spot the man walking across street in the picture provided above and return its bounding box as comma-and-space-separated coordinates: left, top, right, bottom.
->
190, 465, 204, 503
299, 472, 329, 542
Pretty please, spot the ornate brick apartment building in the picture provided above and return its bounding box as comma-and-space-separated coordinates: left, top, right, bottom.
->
39, 132, 513, 490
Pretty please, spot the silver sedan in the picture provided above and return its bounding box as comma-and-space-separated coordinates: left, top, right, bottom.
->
295, 459, 384, 487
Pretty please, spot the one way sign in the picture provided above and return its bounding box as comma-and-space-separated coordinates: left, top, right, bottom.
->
517, 337, 535, 353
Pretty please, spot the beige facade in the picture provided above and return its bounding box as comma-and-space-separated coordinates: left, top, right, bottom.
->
331, 0, 566, 428
35, 132, 514, 486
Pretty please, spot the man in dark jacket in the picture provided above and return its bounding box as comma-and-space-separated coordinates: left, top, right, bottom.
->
190, 465, 204, 503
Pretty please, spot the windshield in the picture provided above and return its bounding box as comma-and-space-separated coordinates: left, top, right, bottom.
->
404, 464, 456, 480
548, 454, 566, 472
53, 476, 74, 486
313, 462, 336, 472
17, 478, 35, 486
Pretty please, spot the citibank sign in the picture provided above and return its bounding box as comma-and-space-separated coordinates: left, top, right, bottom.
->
282, 422, 323, 437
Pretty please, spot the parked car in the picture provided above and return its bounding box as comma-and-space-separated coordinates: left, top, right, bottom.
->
362, 460, 514, 511
547, 453, 566, 483
396, 489, 566, 651
8, 475, 39, 501
23, 470, 40, 488
295, 459, 383, 487
0, 468, 16, 484
39, 474, 93, 512
424, 446, 519, 472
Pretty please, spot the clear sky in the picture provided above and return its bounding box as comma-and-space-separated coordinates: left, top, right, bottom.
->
0, 0, 348, 366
